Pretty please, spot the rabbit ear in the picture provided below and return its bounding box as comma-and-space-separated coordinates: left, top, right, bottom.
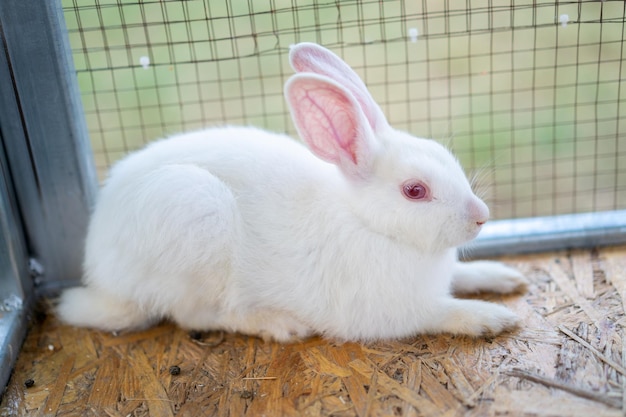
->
289, 43, 390, 133
285, 73, 379, 180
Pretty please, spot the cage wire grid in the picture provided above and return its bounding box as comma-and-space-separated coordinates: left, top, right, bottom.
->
60, 0, 626, 221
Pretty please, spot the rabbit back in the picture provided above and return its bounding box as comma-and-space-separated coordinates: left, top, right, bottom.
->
63, 127, 329, 333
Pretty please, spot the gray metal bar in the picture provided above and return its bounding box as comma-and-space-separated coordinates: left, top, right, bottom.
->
0, 309, 30, 399
0, 125, 32, 397
0, 0, 97, 392
0, 0, 98, 293
464, 210, 626, 258
0, 184, 31, 396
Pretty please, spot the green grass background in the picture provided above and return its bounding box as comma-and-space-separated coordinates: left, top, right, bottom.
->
61, 0, 626, 219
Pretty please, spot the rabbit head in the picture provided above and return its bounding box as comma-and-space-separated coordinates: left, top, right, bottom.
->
285, 43, 488, 253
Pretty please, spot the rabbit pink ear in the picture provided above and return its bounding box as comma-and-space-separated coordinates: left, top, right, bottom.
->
285, 73, 379, 180
289, 43, 389, 133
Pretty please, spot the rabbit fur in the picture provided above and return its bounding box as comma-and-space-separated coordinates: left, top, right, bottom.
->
57, 42, 528, 342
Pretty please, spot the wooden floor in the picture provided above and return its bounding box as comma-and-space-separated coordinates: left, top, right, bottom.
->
2, 246, 626, 416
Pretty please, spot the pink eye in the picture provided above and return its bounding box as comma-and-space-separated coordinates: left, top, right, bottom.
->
402, 181, 430, 201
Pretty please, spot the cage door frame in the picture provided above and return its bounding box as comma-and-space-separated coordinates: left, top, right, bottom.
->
0, 0, 97, 390
0, 0, 97, 292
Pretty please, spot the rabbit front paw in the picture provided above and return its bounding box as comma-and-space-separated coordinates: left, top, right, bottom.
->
452, 260, 529, 294
431, 298, 521, 337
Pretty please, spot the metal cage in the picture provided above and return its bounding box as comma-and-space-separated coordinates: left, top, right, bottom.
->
1, 0, 625, 393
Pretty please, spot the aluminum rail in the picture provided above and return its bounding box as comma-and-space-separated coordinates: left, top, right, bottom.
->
465, 210, 626, 258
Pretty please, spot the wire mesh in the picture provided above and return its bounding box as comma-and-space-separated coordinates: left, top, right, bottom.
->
61, 0, 626, 220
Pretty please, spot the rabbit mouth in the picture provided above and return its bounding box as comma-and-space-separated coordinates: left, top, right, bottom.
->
466, 223, 485, 241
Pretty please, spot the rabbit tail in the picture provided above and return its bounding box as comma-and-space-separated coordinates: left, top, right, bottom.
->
57, 287, 155, 331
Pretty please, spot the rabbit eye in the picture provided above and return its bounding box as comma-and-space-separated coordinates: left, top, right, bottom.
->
402, 181, 430, 201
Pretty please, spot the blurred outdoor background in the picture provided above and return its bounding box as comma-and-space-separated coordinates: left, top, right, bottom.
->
61, 0, 626, 219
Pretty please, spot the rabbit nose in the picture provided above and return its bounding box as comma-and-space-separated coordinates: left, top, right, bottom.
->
469, 198, 489, 225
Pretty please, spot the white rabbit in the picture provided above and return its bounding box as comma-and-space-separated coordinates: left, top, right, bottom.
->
57, 42, 528, 342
